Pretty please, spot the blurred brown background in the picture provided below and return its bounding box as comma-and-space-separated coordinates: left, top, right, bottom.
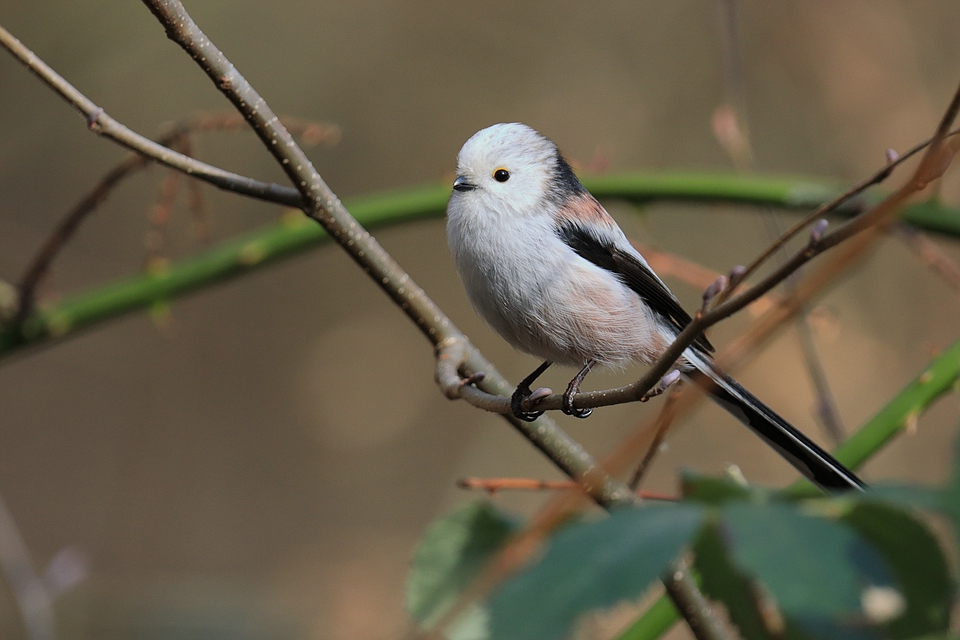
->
1, 1, 959, 639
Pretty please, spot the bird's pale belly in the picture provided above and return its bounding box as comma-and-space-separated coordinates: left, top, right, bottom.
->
472, 257, 673, 368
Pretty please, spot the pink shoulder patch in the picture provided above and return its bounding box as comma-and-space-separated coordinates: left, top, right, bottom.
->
554, 192, 617, 229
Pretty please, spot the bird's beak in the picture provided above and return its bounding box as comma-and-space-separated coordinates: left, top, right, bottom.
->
452, 175, 476, 192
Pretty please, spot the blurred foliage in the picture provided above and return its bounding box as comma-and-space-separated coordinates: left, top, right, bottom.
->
407, 443, 959, 640
406, 336, 960, 640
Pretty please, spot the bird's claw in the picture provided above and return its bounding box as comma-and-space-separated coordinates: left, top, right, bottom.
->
561, 389, 592, 419
511, 385, 550, 422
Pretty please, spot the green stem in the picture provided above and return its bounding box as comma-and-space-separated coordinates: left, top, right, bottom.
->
2, 173, 958, 359
614, 589, 683, 640
783, 337, 960, 499
614, 336, 960, 640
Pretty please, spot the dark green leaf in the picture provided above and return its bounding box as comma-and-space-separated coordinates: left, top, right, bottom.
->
865, 485, 945, 513
866, 434, 960, 548
407, 501, 518, 628
694, 521, 778, 640
720, 503, 895, 619
843, 502, 952, 638
490, 503, 705, 640
942, 433, 960, 536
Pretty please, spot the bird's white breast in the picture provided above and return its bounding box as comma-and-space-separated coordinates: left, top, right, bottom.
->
447, 198, 669, 367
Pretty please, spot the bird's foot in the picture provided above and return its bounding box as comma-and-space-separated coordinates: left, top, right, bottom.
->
511, 384, 551, 422
640, 370, 681, 402
561, 384, 592, 419
561, 360, 596, 418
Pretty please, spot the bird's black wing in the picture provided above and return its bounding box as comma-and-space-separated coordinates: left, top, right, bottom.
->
556, 221, 714, 353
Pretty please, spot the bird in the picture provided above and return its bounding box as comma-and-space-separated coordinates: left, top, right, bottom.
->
445, 122, 864, 492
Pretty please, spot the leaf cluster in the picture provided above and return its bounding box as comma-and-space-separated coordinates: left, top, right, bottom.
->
408, 438, 960, 640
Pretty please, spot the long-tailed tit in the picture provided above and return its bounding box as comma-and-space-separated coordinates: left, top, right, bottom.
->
446, 122, 864, 492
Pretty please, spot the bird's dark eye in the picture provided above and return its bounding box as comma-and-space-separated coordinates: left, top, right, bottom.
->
493, 168, 510, 182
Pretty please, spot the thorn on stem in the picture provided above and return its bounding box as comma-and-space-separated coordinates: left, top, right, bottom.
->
701, 275, 728, 311
885, 148, 899, 164
724, 464, 749, 487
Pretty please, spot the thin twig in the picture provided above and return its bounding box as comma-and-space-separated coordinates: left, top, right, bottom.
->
144, 153, 185, 270
628, 388, 683, 491
663, 556, 735, 640
456, 478, 676, 500
895, 222, 960, 294
177, 135, 211, 246
715, 0, 844, 443
13, 111, 335, 325
0, 26, 303, 208
12, 153, 149, 326
0, 494, 56, 640
714, 129, 960, 306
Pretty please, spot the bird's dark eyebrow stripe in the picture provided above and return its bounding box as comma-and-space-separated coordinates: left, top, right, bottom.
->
555, 221, 714, 353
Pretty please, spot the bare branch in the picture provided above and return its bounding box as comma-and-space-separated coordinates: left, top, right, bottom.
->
0, 25, 303, 208
717, 128, 960, 305
12, 112, 336, 327
629, 388, 683, 491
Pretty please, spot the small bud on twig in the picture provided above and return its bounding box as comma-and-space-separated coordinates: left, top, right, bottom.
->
640, 369, 682, 402
659, 369, 681, 391
876, 148, 901, 181
87, 107, 104, 131
728, 264, 747, 285
701, 275, 727, 311
809, 219, 829, 245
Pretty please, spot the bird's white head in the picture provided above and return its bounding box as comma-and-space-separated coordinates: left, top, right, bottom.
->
450, 123, 584, 220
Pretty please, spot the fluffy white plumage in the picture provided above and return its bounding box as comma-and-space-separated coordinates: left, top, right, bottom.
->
445, 122, 865, 492
447, 123, 677, 368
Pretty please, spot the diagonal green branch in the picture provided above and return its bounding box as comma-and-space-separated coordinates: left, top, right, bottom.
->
615, 335, 960, 640
2, 174, 958, 359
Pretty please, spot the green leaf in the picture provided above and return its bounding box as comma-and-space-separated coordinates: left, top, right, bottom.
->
720, 503, 895, 619
867, 434, 960, 549
694, 521, 778, 640
680, 471, 755, 505
407, 501, 518, 631
841, 502, 952, 638
489, 503, 705, 640
941, 432, 960, 535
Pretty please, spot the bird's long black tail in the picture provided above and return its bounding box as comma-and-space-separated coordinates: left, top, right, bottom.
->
684, 357, 865, 492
